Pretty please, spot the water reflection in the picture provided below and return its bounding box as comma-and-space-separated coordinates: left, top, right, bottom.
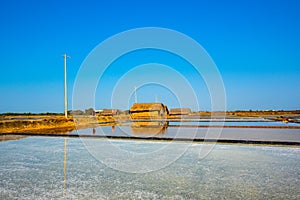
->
130, 121, 168, 136
169, 120, 300, 127
0, 135, 27, 142
63, 138, 67, 197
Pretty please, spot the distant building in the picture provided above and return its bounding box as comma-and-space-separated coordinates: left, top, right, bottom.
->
169, 108, 191, 116
94, 110, 103, 115
120, 110, 130, 115
130, 103, 168, 120
100, 109, 120, 116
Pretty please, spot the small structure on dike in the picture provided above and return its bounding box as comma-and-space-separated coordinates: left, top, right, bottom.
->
169, 108, 191, 116
99, 109, 120, 116
129, 103, 168, 120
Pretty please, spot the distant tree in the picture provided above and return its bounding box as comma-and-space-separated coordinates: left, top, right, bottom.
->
68, 110, 84, 115
85, 108, 95, 115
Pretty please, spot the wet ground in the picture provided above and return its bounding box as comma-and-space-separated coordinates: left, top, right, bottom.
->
1, 137, 299, 199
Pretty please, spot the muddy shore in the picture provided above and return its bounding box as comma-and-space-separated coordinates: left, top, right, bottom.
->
0, 111, 299, 134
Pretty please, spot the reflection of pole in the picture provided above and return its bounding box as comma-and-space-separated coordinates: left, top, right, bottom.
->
134, 86, 137, 103
63, 138, 67, 196
63, 54, 70, 119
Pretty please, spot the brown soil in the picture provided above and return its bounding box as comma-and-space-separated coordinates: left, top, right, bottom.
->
1, 110, 299, 134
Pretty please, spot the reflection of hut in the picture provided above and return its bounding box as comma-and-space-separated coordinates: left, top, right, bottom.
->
130, 103, 168, 120
169, 108, 191, 116
100, 109, 120, 116
131, 121, 168, 135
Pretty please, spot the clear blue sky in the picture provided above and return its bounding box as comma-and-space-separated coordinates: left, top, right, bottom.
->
0, 0, 299, 112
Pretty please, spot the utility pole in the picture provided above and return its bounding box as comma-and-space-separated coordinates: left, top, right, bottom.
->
63, 54, 71, 119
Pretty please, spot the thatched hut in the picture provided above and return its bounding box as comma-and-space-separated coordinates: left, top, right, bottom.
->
169, 108, 191, 116
130, 103, 168, 120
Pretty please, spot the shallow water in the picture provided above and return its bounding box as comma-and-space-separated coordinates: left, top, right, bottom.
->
76, 126, 300, 143
169, 121, 300, 126
1, 137, 300, 199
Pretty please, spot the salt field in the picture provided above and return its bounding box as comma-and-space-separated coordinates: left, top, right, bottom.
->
1, 136, 300, 199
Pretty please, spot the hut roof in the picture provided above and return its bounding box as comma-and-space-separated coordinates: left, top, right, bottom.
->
130, 103, 166, 112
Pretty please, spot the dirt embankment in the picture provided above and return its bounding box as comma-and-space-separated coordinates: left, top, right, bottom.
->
0, 115, 119, 134
0, 117, 76, 134
191, 110, 300, 117
1, 110, 299, 134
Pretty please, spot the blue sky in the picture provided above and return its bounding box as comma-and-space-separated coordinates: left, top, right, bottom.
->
0, 0, 299, 112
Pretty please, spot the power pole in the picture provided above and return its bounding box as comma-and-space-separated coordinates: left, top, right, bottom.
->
63, 54, 71, 119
